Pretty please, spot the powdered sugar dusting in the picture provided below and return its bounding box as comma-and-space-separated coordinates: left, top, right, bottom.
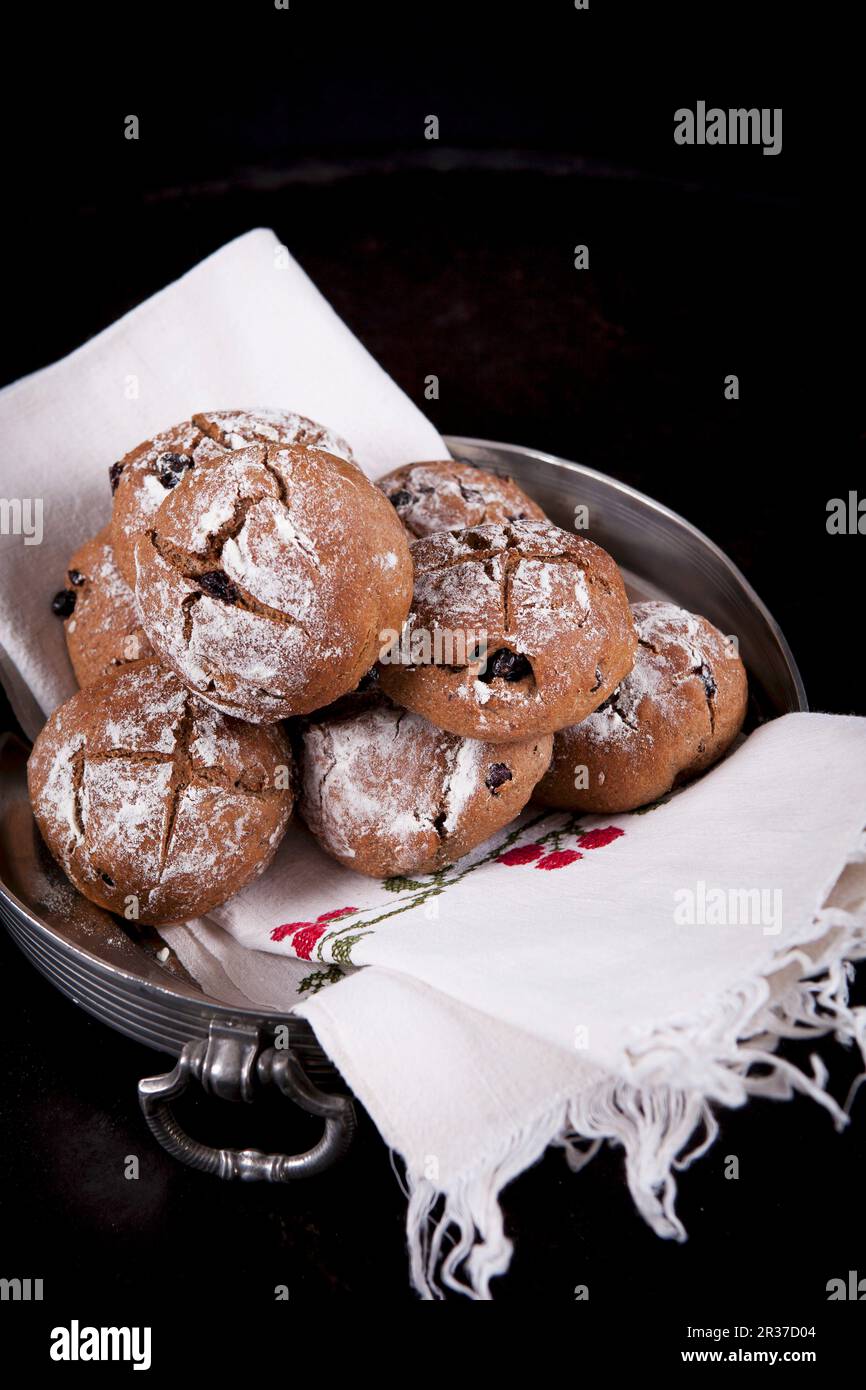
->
302, 703, 490, 871
191, 704, 240, 768
473, 679, 492, 704
136, 434, 406, 721
62, 529, 154, 684
29, 665, 293, 922
634, 600, 710, 671
302, 706, 442, 863
116, 420, 203, 539
113, 411, 356, 588
81, 759, 172, 882
221, 499, 322, 618
577, 601, 723, 747
380, 460, 545, 537
382, 520, 634, 737
187, 595, 307, 690
202, 408, 354, 463
442, 738, 483, 833
579, 660, 666, 744
37, 734, 85, 866
300, 696, 549, 877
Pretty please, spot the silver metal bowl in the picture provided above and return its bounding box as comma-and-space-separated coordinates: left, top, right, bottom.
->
0, 437, 807, 1180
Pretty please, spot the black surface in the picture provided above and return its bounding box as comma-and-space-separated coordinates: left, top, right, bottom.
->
1, 17, 863, 1355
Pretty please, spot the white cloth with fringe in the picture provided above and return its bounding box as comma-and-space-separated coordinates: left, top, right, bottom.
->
166, 715, 866, 1298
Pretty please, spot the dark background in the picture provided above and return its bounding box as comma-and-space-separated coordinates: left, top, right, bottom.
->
1, 3, 862, 1354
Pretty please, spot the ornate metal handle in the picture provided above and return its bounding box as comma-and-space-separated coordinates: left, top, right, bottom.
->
138, 1021, 356, 1181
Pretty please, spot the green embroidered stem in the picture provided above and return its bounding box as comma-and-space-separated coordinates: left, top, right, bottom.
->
382, 875, 427, 893
297, 963, 346, 995
330, 931, 374, 964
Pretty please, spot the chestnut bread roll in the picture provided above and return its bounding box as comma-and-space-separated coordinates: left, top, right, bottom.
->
378, 459, 547, 538
134, 442, 413, 723
535, 601, 748, 812
110, 408, 356, 588
300, 694, 552, 877
53, 526, 153, 687
28, 664, 294, 924
378, 520, 636, 743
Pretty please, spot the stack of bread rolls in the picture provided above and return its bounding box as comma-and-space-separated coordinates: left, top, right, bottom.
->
30, 411, 747, 923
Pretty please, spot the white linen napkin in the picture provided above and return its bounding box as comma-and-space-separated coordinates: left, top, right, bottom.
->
172, 713, 866, 1297
0, 227, 443, 737
2, 229, 865, 1300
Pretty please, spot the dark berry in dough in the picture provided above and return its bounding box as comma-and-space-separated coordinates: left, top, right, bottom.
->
198, 570, 240, 605
485, 763, 513, 791
157, 452, 194, 489
480, 649, 532, 683
52, 589, 76, 618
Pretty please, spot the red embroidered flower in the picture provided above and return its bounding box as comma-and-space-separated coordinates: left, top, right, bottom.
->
271, 919, 311, 943
292, 923, 328, 960
536, 849, 583, 870
271, 906, 357, 944
577, 826, 624, 850
498, 843, 545, 866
